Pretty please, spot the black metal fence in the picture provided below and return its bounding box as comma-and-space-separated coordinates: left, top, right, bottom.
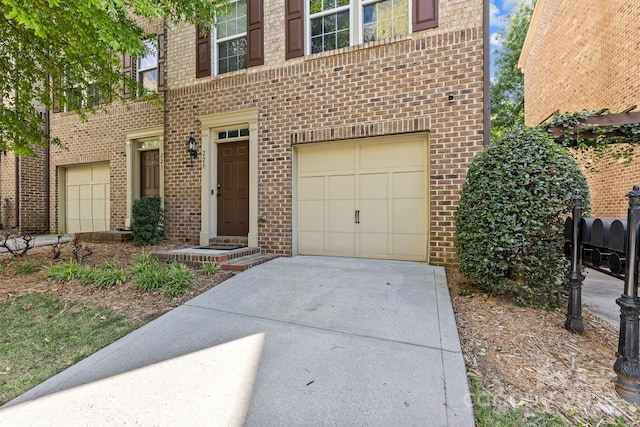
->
564, 186, 640, 404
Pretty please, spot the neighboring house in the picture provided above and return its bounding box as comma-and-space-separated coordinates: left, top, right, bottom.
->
519, 0, 640, 218
6, 0, 489, 265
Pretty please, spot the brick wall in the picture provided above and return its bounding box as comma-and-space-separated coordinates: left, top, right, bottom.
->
521, 0, 640, 219
46, 0, 486, 266
49, 102, 163, 232
163, 0, 486, 264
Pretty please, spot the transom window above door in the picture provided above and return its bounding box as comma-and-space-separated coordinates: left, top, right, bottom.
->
308, 0, 409, 54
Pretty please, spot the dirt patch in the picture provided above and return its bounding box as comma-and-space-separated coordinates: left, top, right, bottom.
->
0, 241, 233, 322
447, 268, 640, 425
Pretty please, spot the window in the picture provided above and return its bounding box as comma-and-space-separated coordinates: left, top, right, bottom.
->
286, 0, 436, 59
308, 0, 408, 54
63, 83, 101, 112
216, 0, 247, 74
138, 40, 158, 93
362, 0, 409, 43
196, 0, 263, 78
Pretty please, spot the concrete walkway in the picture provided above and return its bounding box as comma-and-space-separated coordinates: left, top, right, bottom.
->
0, 234, 73, 253
582, 268, 624, 326
0, 256, 473, 426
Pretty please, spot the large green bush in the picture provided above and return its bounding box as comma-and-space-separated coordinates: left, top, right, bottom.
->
131, 196, 165, 246
455, 127, 590, 308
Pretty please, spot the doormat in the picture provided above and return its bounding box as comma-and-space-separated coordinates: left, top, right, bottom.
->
195, 245, 244, 251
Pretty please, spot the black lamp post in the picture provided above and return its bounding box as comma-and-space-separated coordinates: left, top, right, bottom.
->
614, 185, 640, 404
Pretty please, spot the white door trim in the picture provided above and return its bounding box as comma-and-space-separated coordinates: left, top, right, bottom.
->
199, 109, 259, 247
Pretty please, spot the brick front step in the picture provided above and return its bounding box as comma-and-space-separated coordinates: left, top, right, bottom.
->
152, 246, 277, 272
75, 231, 133, 243
220, 252, 279, 272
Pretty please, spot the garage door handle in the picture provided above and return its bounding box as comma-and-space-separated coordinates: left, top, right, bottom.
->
355, 210, 360, 224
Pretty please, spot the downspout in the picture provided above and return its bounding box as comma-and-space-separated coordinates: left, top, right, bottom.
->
45, 110, 51, 232
14, 155, 19, 229
482, 0, 491, 146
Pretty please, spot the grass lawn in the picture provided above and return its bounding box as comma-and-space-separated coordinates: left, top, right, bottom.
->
0, 293, 141, 405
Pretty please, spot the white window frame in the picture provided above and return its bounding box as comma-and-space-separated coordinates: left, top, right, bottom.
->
214, 0, 248, 75
305, 0, 412, 55
137, 39, 158, 93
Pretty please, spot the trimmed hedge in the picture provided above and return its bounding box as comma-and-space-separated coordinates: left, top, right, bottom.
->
131, 196, 165, 246
455, 127, 590, 308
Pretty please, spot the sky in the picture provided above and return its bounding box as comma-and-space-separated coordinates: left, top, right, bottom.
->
488, 0, 519, 78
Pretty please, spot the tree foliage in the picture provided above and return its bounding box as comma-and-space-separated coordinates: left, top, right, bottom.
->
0, 0, 228, 156
455, 127, 590, 308
490, 0, 535, 139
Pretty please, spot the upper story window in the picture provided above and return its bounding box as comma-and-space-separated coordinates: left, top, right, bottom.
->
286, 0, 436, 59
216, 0, 248, 74
308, 0, 409, 54
196, 0, 264, 78
138, 40, 158, 92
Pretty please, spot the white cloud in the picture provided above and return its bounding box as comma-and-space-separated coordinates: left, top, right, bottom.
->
490, 32, 503, 48
489, 2, 505, 27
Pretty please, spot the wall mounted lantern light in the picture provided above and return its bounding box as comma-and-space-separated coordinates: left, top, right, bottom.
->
187, 133, 197, 166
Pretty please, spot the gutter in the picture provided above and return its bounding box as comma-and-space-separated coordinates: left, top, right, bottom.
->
483, 0, 491, 146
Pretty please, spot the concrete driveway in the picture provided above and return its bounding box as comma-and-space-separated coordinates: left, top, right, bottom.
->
1, 256, 473, 426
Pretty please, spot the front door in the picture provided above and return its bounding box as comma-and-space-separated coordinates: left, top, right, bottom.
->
140, 150, 160, 197
217, 140, 249, 236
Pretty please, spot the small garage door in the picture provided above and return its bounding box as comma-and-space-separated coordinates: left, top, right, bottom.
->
65, 164, 110, 233
296, 134, 428, 261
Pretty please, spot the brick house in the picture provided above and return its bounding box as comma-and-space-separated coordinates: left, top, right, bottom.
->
519, 0, 640, 218
4, 0, 488, 265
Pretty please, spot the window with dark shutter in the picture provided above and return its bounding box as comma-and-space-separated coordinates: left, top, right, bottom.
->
196, 24, 212, 78
413, 0, 438, 31
247, 0, 264, 67
285, 0, 304, 59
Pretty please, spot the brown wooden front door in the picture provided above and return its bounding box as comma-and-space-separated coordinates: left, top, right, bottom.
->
217, 141, 249, 236
140, 150, 160, 197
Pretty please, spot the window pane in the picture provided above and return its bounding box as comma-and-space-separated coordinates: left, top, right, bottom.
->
240, 128, 249, 136
218, 0, 247, 39
139, 41, 157, 70
361, 0, 408, 42
310, 11, 350, 53
218, 37, 247, 74
140, 69, 158, 92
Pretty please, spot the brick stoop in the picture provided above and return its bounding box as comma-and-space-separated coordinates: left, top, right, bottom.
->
219, 252, 279, 272
152, 246, 278, 272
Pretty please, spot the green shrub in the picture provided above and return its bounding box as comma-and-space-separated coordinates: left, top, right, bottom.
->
44, 261, 85, 282
131, 196, 165, 246
455, 127, 590, 308
16, 261, 40, 274
79, 261, 125, 288
163, 262, 194, 298
201, 262, 220, 276
129, 253, 167, 291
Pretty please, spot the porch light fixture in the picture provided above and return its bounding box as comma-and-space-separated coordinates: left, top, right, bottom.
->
187, 133, 197, 166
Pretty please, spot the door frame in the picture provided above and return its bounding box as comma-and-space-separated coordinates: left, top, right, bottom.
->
199, 109, 259, 247
125, 125, 165, 229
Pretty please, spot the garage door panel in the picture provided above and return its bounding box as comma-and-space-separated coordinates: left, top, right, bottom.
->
329, 232, 355, 253
359, 199, 387, 232
360, 173, 388, 199
329, 175, 355, 200
299, 177, 325, 200
359, 233, 388, 257
394, 171, 425, 198
359, 138, 424, 170
299, 200, 325, 231
299, 231, 325, 253
394, 199, 425, 234
299, 145, 355, 174
329, 200, 355, 233
394, 234, 425, 259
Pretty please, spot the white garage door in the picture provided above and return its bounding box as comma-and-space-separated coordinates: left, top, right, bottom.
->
65, 164, 110, 233
296, 134, 429, 261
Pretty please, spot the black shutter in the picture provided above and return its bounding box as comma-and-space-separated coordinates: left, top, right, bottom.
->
285, 0, 304, 59
196, 24, 212, 78
157, 30, 165, 92
247, 0, 264, 67
413, 0, 438, 31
